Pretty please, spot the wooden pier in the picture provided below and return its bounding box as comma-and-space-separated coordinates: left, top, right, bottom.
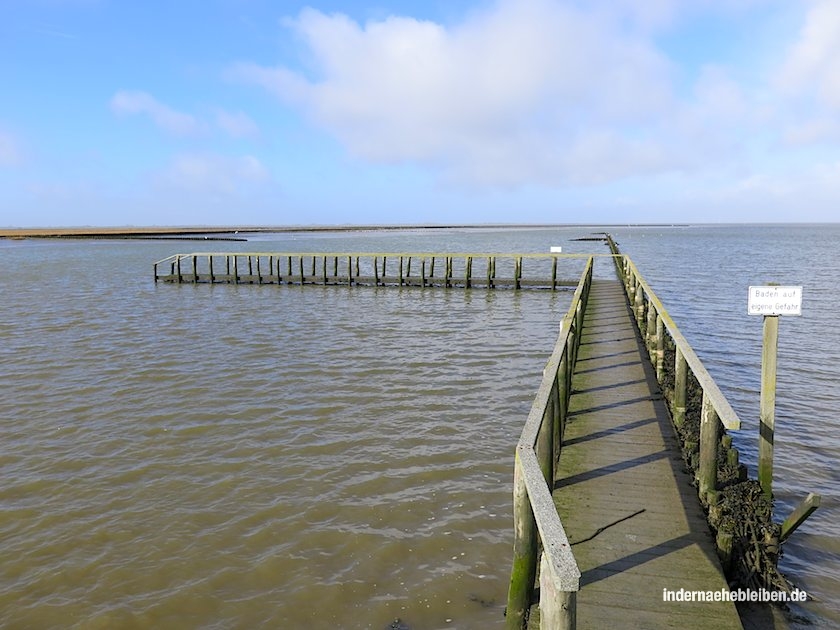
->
153, 245, 786, 629
153, 252, 590, 290
505, 248, 746, 629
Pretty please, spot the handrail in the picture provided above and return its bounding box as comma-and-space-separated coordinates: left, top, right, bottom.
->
506, 257, 591, 629
622, 256, 741, 431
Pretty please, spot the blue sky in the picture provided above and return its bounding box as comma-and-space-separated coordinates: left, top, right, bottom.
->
1, 0, 839, 226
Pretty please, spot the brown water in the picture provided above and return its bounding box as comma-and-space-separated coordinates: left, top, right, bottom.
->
2, 226, 838, 629
1, 234, 581, 629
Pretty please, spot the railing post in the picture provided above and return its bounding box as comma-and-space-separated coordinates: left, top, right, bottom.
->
399, 256, 404, 286
646, 303, 657, 360
634, 280, 644, 325
374, 256, 380, 286
673, 349, 687, 428
430, 256, 435, 278
540, 553, 577, 630
465, 256, 472, 288
507, 451, 538, 630
256, 255, 262, 284
537, 404, 553, 491
655, 313, 665, 381
298, 256, 304, 285
421, 258, 426, 288
322, 255, 328, 285
233, 256, 239, 284
515, 257, 522, 290
208, 255, 214, 283
551, 256, 557, 291
699, 392, 719, 502
348, 256, 353, 285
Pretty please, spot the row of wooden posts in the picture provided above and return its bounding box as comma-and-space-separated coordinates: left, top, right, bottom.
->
153, 252, 588, 290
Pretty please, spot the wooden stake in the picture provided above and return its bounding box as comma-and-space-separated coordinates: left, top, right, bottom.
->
780, 493, 821, 542
759, 315, 779, 499
699, 392, 719, 501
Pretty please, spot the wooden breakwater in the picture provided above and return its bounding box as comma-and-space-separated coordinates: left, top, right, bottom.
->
153, 252, 594, 290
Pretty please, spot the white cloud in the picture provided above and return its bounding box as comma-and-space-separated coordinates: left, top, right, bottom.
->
778, 0, 840, 109
215, 109, 260, 138
157, 153, 269, 195
110, 90, 201, 136
232, 0, 687, 187
0, 129, 23, 167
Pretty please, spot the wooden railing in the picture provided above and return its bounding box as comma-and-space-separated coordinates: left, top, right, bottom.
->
605, 237, 742, 504
153, 252, 595, 290
505, 257, 592, 629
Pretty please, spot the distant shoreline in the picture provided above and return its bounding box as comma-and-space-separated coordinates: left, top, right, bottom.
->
1, 224, 689, 240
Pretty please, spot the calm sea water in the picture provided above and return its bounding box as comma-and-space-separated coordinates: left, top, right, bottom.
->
0, 225, 837, 628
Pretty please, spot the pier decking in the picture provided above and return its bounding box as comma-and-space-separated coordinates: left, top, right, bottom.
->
541, 279, 740, 629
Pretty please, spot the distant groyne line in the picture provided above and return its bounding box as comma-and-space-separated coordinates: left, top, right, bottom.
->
153, 252, 600, 290
1, 224, 691, 240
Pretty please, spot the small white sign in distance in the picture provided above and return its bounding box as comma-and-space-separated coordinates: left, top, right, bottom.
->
748, 285, 803, 316
550, 246, 563, 253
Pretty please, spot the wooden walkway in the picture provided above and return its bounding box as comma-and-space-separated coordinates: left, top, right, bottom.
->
547, 279, 742, 629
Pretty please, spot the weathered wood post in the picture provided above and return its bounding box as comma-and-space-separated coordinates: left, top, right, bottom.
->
421, 258, 426, 288
310, 255, 316, 277
322, 255, 328, 285
673, 349, 687, 428
430, 256, 435, 278
399, 256, 404, 286
758, 314, 779, 499
539, 553, 577, 630
355, 256, 360, 277
406, 256, 411, 278
634, 280, 644, 325
226, 255, 231, 278
374, 256, 380, 286
487, 257, 492, 288
655, 314, 665, 382
515, 257, 522, 290
333, 256, 338, 278
176, 256, 182, 283
287, 255, 292, 280
192, 255, 198, 282
465, 256, 472, 288
507, 452, 538, 630
698, 392, 719, 502
208, 255, 214, 283
256, 255, 262, 284
233, 256, 239, 284
552, 256, 557, 291
382, 256, 387, 281
347, 256, 353, 285
298, 256, 304, 285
